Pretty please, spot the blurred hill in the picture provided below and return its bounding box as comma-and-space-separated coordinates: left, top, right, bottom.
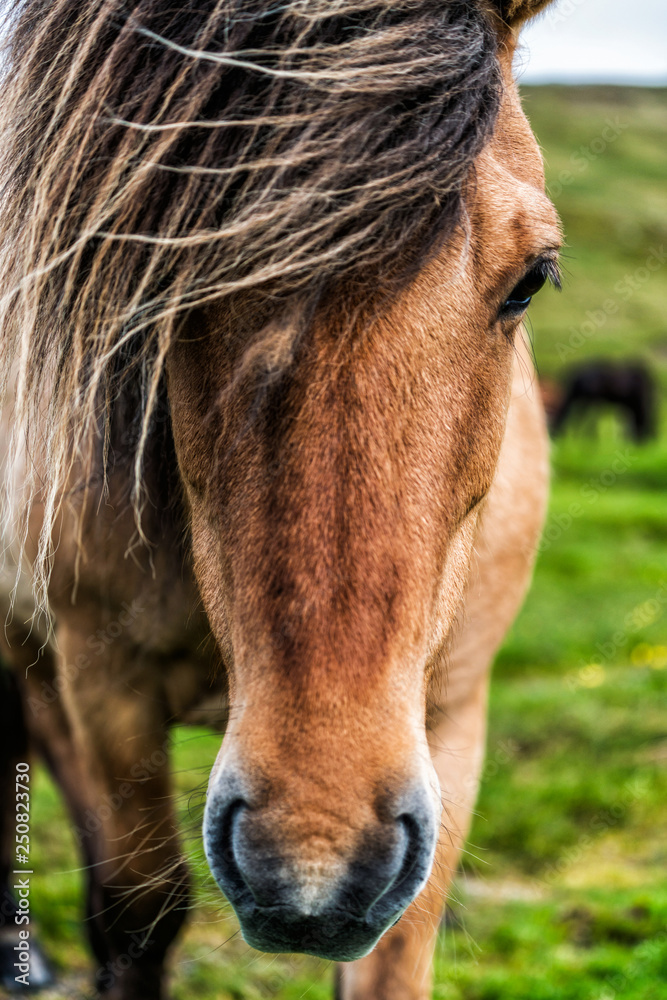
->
520, 86, 667, 375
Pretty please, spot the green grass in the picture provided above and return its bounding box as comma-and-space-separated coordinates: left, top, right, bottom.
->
433, 888, 667, 1000
14, 86, 667, 999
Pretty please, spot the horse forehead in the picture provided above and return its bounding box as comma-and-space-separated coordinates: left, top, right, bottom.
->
451, 145, 558, 316
474, 146, 561, 259
449, 36, 559, 270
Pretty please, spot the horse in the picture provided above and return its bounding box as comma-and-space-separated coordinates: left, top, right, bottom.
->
0, 1, 560, 997
550, 358, 657, 441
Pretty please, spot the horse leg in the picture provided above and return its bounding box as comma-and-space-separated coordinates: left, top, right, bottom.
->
2, 622, 127, 991
9, 629, 120, 973
47, 615, 189, 1000
630, 392, 653, 442
549, 383, 575, 436
336, 679, 489, 1000
2, 612, 185, 1000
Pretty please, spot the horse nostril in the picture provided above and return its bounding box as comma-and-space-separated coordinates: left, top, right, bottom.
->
388, 814, 424, 895
204, 794, 254, 907
360, 807, 436, 926
206, 791, 294, 910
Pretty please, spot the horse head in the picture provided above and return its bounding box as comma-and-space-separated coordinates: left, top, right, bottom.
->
163, 0, 561, 960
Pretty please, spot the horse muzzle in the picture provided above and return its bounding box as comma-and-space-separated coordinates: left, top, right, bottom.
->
203, 775, 439, 961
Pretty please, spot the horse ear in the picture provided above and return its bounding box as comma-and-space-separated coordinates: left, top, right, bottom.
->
492, 0, 555, 28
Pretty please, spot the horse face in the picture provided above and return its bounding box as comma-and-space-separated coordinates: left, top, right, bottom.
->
166, 45, 560, 962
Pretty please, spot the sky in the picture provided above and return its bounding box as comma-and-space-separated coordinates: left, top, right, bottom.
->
0, 0, 662, 86
518, 0, 667, 85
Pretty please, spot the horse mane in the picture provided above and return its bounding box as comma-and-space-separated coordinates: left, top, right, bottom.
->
0, 0, 501, 604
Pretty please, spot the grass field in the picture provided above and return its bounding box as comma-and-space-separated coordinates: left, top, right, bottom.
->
10, 86, 667, 1000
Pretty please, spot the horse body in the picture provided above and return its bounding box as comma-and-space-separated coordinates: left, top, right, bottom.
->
0, 1, 558, 997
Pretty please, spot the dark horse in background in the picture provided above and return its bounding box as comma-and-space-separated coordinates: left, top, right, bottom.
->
550, 359, 658, 441
0, 1, 560, 998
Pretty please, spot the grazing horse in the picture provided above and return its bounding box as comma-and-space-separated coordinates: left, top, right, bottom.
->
0, 0, 560, 997
550, 359, 657, 441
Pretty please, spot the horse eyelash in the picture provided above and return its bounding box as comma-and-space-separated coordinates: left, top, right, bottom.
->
542, 256, 563, 291
524, 255, 563, 293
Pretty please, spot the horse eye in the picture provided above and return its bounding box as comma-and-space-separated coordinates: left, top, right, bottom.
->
500, 260, 557, 317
